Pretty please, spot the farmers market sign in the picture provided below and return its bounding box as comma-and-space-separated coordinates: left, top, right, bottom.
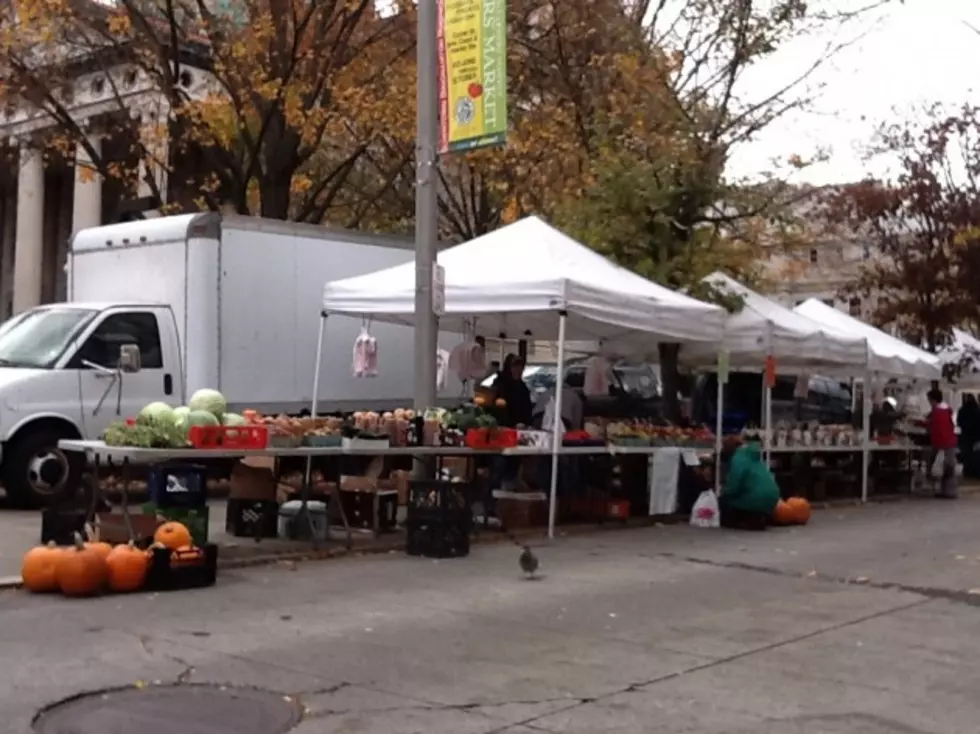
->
437, 0, 508, 153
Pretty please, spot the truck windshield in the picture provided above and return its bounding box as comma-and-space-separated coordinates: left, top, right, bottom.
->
0, 308, 97, 368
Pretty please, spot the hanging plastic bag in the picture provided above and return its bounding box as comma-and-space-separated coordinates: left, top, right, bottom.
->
930, 450, 945, 480
689, 490, 720, 528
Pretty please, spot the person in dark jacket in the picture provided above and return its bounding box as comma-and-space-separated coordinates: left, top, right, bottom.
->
491, 354, 533, 428
485, 355, 532, 511
957, 393, 980, 479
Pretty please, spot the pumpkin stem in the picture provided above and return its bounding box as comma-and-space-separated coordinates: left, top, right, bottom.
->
72, 531, 86, 550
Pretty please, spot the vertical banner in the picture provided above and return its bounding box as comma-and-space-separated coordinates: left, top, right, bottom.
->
437, 0, 508, 153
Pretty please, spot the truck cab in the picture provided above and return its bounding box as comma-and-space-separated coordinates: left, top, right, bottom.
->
0, 302, 182, 506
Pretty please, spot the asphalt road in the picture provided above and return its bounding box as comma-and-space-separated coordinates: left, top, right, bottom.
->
3, 496, 980, 734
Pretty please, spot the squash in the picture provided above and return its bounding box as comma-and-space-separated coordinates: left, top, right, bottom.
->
82, 522, 112, 562
785, 496, 812, 525
21, 542, 62, 593
154, 521, 193, 550
106, 542, 149, 593
58, 533, 108, 597
772, 500, 796, 526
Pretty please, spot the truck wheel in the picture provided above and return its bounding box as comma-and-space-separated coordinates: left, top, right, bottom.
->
3, 427, 83, 509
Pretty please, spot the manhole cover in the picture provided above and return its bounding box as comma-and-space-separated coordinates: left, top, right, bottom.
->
33, 684, 303, 734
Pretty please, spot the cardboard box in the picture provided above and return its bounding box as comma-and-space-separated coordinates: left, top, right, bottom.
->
96, 511, 162, 544
230, 461, 277, 501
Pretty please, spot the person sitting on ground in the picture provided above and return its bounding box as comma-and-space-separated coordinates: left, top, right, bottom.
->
927, 388, 958, 499
719, 436, 780, 530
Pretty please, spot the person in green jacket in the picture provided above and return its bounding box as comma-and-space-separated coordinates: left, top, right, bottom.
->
720, 438, 780, 530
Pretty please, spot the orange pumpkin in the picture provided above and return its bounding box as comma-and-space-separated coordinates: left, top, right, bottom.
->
106, 542, 149, 593
58, 533, 108, 597
154, 521, 193, 550
21, 542, 63, 593
772, 500, 796, 526
785, 496, 812, 525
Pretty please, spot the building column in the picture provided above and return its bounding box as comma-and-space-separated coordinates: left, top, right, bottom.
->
138, 106, 169, 206
72, 135, 102, 234
0, 186, 16, 319
13, 147, 44, 313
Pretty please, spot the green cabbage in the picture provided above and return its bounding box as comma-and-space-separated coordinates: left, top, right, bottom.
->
137, 401, 175, 426
172, 406, 190, 426
188, 388, 227, 420
222, 412, 246, 427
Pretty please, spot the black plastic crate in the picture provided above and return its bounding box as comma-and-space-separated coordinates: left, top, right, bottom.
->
407, 479, 471, 520
144, 543, 218, 591
405, 518, 470, 559
225, 499, 279, 539
147, 463, 208, 508
40, 507, 89, 546
339, 490, 398, 533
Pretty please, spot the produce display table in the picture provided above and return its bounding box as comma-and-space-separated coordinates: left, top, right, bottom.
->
59, 440, 704, 544
764, 444, 927, 500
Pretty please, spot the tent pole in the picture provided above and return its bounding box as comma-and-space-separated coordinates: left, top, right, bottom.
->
547, 311, 568, 540
714, 374, 724, 493
304, 312, 328, 490
861, 370, 872, 502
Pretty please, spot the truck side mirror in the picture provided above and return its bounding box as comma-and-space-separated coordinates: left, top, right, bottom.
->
119, 344, 141, 373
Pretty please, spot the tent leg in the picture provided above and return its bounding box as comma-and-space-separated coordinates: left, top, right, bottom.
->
714, 376, 724, 493
764, 383, 773, 466
547, 311, 567, 541
861, 371, 872, 503
301, 313, 329, 546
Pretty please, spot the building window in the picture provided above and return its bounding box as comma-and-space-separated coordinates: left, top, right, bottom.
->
823, 299, 834, 308
848, 297, 861, 316
862, 244, 871, 260
809, 248, 818, 264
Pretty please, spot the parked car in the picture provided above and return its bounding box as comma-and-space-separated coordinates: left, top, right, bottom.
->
691, 372, 853, 433
484, 360, 667, 422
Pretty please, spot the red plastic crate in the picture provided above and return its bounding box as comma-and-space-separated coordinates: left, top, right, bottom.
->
189, 424, 269, 449
465, 427, 519, 449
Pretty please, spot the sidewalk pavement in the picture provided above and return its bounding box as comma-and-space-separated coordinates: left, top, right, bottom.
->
5, 496, 980, 733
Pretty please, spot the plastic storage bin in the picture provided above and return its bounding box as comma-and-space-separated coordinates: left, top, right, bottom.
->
278, 500, 329, 542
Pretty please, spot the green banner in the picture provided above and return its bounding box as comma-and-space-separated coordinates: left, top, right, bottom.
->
437, 0, 508, 153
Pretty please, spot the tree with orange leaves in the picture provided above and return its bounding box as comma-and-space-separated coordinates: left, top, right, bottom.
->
0, 0, 414, 222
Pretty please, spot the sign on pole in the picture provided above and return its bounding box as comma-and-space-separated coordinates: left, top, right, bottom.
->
437, 0, 508, 153
432, 264, 446, 316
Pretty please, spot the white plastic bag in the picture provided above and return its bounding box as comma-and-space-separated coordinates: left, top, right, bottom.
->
689, 490, 720, 528
930, 451, 944, 480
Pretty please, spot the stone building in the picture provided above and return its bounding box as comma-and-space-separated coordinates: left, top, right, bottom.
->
0, 61, 209, 319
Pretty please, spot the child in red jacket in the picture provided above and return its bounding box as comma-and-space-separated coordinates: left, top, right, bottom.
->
927, 389, 958, 499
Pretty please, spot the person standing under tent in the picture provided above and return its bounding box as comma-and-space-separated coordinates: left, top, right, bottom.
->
957, 393, 980, 479
927, 389, 958, 499
487, 354, 533, 502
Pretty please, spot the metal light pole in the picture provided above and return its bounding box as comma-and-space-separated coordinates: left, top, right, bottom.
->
413, 0, 439, 414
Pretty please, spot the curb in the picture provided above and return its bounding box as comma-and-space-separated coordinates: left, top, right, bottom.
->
5, 486, 979, 591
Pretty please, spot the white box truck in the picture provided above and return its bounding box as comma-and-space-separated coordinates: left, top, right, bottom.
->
0, 213, 463, 507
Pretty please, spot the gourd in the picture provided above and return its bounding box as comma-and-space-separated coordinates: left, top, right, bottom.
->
106, 542, 149, 593
21, 542, 62, 593
785, 496, 812, 525
58, 533, 108, 597
154, 521, 193, 551
772, 500, 796, 526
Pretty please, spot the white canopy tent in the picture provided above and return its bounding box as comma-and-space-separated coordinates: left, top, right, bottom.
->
681, 273, 869, 369
321, 216, 727, 349
793, 299, 941, 382
319, 216, 728, 538
678, 273, 874, 497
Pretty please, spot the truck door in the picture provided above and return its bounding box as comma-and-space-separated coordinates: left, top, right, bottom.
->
71, 311, 173, 437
